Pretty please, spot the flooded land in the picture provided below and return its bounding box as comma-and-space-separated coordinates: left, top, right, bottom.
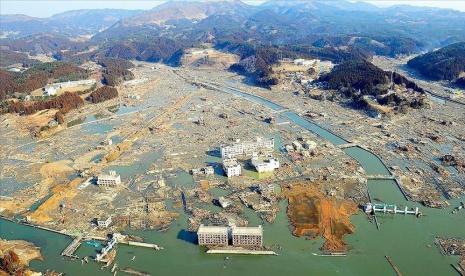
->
1, 59, 464, 276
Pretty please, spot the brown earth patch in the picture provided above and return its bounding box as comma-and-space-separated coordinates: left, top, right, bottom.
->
282, 182, 358, 252
0, 239, 42, 275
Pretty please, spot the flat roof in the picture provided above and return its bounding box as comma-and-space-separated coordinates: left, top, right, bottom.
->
232, 225, 263, 236
198, 225, 228, 235
98, 174, 120, 180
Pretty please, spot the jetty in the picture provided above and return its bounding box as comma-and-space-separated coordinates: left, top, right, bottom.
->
61, 236, 82, 259
206, 249, 277, 255
123, 241, 162, 250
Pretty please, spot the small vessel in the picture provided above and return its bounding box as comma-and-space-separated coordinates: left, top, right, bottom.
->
131, 256, 136, 261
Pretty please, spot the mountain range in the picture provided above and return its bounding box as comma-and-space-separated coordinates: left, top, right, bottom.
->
2, 0, 465, 50
0, 9, 143, 38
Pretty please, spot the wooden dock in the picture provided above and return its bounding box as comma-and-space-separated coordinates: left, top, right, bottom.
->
61, 236, 82, 259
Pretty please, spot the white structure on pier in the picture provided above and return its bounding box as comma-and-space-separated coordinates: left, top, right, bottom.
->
364, 203, 420, 216
220, 137, 274, 158
197, 224, 229, 246
222, 158, 241, 177
97, 171, 121, 188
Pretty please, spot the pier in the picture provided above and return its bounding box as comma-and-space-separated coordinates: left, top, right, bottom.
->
124, 241, 163, 250
365, 203, 420, 216
61, 236, 82, 259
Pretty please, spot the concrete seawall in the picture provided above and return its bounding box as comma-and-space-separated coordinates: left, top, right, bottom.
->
207, 249, 277, 255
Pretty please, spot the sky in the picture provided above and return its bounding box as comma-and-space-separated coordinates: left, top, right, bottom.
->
1, 0, 465, 17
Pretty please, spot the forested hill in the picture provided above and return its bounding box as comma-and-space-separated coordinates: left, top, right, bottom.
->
407, 42, 465, 81
318, 59, 423, 95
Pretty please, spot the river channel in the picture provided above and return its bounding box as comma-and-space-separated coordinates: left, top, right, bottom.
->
1, 83, 464, 275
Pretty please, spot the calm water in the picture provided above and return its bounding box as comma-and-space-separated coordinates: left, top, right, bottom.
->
1, 84, 464, 275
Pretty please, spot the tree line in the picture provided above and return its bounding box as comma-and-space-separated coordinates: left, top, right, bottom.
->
7, 92, 84, 115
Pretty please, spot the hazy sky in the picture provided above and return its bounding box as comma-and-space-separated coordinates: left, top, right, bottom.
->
1, 0, 465, 17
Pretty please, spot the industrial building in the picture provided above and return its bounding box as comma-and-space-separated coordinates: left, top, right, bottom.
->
97, 171, 121, 188
222, 158, 241, 177
231, 225, 263, 247
197, 224, 229, 246
251, 155, 280, 173
220, 137, 274, 158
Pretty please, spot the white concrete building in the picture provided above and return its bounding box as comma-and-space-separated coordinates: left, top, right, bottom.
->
197, 224, 229, 246
97, 171, 121, 188
44, 86, 58, 96
222, 158, 241, 177
43, 79, 96, 97
220, 137, 274, 158
231, 225, 263, 247
97, 216, 112, 228
251, 156, 279, 173
218, 196, 232, 208
191, 166, 215, 176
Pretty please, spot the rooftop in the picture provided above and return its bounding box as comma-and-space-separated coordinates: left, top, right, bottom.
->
232, 225, 263, 236
223, 158, 239, 167
198, 224, 228, 235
